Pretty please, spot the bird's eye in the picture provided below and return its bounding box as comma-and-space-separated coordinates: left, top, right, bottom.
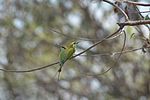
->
61, 46, 66, 49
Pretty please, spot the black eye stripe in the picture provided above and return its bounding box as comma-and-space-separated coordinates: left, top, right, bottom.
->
61, 46, 66, 49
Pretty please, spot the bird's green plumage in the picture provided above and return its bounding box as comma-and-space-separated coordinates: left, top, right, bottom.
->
59, 47, 67, 67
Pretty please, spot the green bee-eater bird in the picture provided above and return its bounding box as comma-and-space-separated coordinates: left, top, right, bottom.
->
57, 42, 78, 80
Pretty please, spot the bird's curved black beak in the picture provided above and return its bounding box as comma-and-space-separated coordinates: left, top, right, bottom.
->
75, 41, 79, 44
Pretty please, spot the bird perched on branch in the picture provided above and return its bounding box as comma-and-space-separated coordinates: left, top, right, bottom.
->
57, 41, 78, 80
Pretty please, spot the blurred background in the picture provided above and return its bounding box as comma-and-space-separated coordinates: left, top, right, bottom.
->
0, 0, 149, 100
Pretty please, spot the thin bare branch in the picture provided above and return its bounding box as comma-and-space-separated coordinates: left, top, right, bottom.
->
130, 10, 150, 14
83, 47, 143, 57
0, 62, 59, 73
118, 20, 150, 26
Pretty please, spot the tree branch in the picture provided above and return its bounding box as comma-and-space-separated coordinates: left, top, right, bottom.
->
82, 47, 144, 57
0, 62, 59, 73
118, 20, 150, 26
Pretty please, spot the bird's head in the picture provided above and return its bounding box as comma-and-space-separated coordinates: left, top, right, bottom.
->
69, 41, 79, 48
60, 46, 66, 51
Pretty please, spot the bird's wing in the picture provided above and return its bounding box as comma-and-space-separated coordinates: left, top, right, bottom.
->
59, 49, 67, 66
66, 47, 75, 60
